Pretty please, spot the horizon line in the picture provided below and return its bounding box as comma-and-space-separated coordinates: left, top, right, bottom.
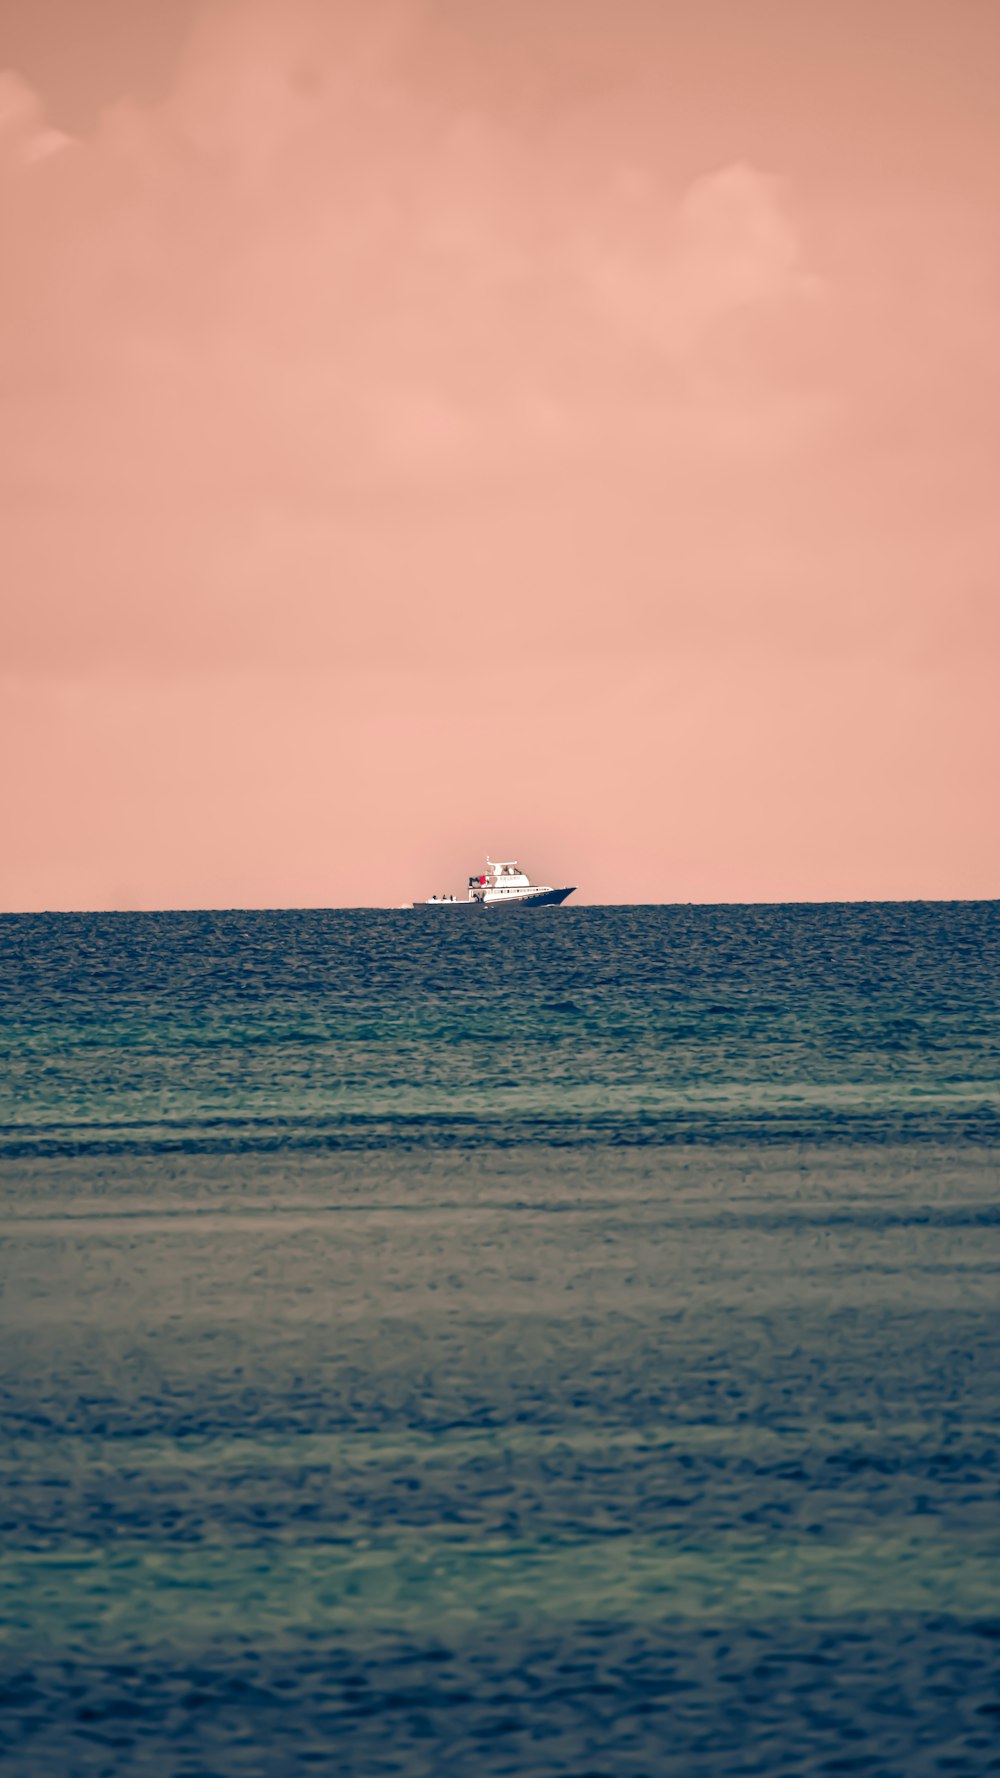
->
2, 895, 997, 917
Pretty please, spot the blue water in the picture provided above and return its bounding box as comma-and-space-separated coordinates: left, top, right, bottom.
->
1, 903, 998, 1775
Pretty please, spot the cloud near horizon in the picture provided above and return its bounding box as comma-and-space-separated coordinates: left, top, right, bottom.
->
1, 0, 998, 905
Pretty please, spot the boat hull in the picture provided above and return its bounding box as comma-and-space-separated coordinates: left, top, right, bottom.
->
483, 886, 575, 908
413, 886, 575, 909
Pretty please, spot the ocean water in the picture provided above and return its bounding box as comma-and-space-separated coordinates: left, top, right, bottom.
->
1, 901, 998, 1776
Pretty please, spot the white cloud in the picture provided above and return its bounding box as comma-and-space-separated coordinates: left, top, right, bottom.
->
0, 69, 73, 165
579, 160, 813, 354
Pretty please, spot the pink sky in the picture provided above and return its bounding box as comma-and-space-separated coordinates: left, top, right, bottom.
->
2, 0, 998, 908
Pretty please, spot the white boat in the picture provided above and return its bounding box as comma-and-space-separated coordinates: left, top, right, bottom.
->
416, 857, 575, 908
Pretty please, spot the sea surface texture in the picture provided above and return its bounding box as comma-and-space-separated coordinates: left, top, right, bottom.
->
1, 902, 998, 1777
